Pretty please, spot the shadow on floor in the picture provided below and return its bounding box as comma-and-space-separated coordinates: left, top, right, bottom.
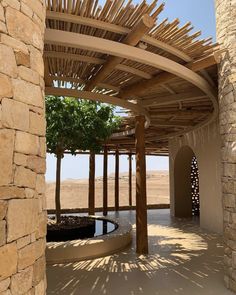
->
47, 210, 233, 295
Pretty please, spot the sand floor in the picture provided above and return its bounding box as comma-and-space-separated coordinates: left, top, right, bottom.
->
46, 171, 170, 209
47, 209, 233, 295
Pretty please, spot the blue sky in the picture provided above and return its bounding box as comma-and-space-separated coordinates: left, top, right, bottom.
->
46, 0, 216, 181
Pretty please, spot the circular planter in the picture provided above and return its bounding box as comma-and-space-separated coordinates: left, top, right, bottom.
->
46, 216, 132, 264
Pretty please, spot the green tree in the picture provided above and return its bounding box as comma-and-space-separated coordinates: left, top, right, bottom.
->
46, 96, 121, 223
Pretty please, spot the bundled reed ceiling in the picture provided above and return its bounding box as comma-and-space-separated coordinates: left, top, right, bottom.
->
44, 0, 219, 155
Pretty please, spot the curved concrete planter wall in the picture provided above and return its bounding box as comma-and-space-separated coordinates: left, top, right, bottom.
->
46, 216, 132, 264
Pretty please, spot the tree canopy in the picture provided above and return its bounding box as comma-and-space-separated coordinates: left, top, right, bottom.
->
45, 95, 121, 155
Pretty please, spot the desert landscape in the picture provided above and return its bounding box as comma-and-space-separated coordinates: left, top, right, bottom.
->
46, 171, 170, 210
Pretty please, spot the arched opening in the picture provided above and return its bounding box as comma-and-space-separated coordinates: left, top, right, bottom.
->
174, 146, 200, 218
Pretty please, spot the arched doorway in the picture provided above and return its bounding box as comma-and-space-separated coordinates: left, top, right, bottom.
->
174, 146, 200, 218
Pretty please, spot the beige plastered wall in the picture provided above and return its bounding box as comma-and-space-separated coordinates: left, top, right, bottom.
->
169, 119, 223, 233
0, 1, 47, 294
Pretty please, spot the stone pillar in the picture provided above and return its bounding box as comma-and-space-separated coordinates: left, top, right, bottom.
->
0, 1, 47, 294
215, 0, 236, 292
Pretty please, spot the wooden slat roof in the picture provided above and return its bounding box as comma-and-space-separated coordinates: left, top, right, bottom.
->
44, 0, 219, 155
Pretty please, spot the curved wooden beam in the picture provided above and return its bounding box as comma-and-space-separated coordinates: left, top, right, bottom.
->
45, 87, 151, 137
85, 14, 154, 91
44, 29, 218, 139
44, 51, 152, 79
44, 29, 217, 103
46, 11, 192, 62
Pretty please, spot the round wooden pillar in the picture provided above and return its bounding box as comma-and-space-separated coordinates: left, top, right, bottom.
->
88, 152, 95, 215
129, 153, 133, 207
103, 146, 108, 216
115, 148, 120, 211
135, 115, 148, 254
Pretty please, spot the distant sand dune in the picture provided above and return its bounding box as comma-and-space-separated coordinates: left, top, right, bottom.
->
46, 170, 170, 210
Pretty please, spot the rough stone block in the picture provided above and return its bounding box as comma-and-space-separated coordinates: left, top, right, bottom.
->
14, 166, 37, 189
27, 156, 46, 174
22, 0, 44, 21
0, 278, 10, 293
2, 98, 29, 131
7, 199, 39, 242
0, 201, 7, 220
18, 66, 40, 85
29, 46, 44, 77
15, 131, 39, 155
36, 175, 45, 194
223, 194, 236, 208
0, 186, 25, 200
29, 112, 46, 136
11, 266, 33, 295
12, 79, 43, 108
0, 44, 17, 77
17, 235, 31, 250
34, 280, 45, 295
33, 257, 45, 286
2, 0, 20, 10
0, 220, 6, 246
14, 153, 28, 167
34, 239, 45, 261
1, 34, 28, 55
36, 212, 47, 239
0, 243, 17, 279
0, 74, 12, 98
6, 7, 43, 50
15, 51, 30, 67
0, 129, 15, 186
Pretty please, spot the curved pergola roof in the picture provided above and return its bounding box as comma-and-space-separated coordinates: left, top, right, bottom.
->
44, 0, 219, 155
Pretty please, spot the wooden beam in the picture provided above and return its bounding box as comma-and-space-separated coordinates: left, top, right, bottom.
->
135, 115, 148, 254
141, 91, 207, 106
103, 146, 108, 216
46, 11, 191, 62
119, 55, 217, 99
129, 153, 133, 207
88, 152, 95, 215
44, 51, 152, 80
115, 148, 119, 212
151, 120, 195, 127
85, 14, 154, 91
149, 109, 211, 117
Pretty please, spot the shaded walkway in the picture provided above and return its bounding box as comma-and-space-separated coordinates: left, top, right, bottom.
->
47, 210, 233, 295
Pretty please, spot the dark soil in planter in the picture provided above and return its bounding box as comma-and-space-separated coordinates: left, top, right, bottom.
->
47, 216, 96, 242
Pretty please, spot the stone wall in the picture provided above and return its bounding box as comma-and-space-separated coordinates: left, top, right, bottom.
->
0, 1, 47, 294
215, 0, 236, 292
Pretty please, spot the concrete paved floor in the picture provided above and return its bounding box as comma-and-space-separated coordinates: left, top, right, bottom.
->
47, 210, 234, 295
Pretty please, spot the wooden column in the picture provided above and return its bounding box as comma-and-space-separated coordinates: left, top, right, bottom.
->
88, 151, 95, 215
135, 115, 148, 254
129, 153, 132, 207
103, 146, 108, 216
115, 148, 119, 211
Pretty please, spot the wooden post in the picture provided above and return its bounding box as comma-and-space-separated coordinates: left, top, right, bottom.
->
135, 115, 148, 254
55, 153, 62, 223
129, 153, 132, 207
115, 148, 119, 211
103, 146, 108, 216
88, 151, 95, 215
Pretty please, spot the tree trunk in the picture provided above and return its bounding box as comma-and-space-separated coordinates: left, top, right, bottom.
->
88, 151, 95, 215
55, 153, 62, 223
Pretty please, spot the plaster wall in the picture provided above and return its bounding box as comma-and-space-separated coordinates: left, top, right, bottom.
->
169, 119, 223, 233
0, 1, 47, 294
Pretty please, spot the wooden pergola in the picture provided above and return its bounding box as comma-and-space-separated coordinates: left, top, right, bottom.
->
44, 0, 219, 254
